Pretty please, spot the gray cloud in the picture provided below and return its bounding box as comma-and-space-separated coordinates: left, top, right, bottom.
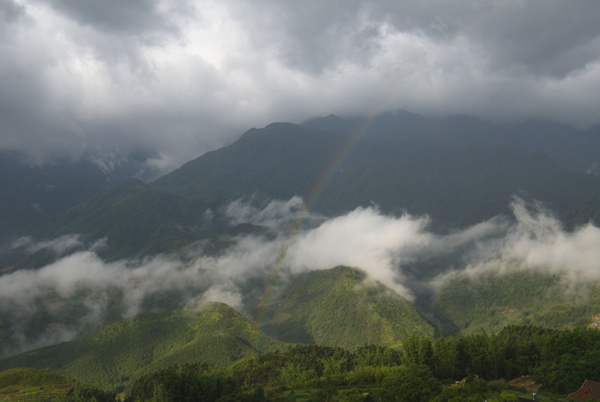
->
39, 0, 188, 39
0, 0, 25, 25
1, 1, 599, 173
230, 1, 600, 78
225, 196, 326, 230
473, 1, 600, 78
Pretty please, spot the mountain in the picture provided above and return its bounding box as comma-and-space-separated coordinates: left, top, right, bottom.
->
0, 150, 162, 242
0, 302, 288, 389
1, 178, 265, 270
0, 266, 436, 362
0, 152, 108, 221
4, 112, 599, 245
153, 121, 600, 227
304, 111, 600, 174
0, 187, 43, 242
254, 266, 434, 348
3, 114, 600, 361
6, 119, 600, 268
429, 270, 600, 334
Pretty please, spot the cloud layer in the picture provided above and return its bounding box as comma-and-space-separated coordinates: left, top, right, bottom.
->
2, 196, 600, 356
1, 1, 599, 172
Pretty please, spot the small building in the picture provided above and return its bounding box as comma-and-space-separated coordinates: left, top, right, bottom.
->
588, 314, 600, 329
568, 380, 600, 401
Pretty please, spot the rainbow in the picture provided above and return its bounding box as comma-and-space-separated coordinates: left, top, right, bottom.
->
251, 115, 381, 334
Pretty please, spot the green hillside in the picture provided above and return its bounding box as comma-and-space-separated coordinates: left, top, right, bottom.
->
255, 266, 434, 348
0, 302, 289, 390
429, 270, 600, 334
0, 367, 74, 396
122, 324, 600, 402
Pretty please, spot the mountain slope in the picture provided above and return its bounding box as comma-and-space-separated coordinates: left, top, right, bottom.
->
0, 302, 289, 389
0, 367, 74, 396
0, 151, 159, 241
154, 121, 600, 228
255, 266, 434, 348
152, 123, 345, 200
1, 178, 266, 270
429, 270, 600, 334
10, 120, 600, 267
0, 188, 43, 242
304, 111, 600, 174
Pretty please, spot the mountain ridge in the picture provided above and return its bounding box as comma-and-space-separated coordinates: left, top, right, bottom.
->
0, 302, 288, 389
255, 266, 434, 348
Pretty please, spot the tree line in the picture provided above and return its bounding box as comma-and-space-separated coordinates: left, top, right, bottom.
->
51, 325, 600, 401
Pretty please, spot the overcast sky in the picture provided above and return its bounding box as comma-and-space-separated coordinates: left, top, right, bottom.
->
1, 0, 599, 172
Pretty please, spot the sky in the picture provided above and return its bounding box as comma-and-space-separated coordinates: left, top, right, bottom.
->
1, 0, 600, 172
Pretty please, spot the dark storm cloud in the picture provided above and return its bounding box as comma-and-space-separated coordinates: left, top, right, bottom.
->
0, 0, 25, 24
374, 1, 600, 78
0, 0, 599, 174
232, 0, 600, 78
469, 1, 600, 78
39, 0, 186, 39
228, 0, 388, 74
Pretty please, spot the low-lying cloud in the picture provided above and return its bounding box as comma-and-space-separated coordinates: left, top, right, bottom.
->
431, 201, 600, 293
1, 196, 600, 357
10, 234, 82, 255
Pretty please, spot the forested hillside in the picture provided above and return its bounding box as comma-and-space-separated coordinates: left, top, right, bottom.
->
119, 325, 600, 401
255, 267, 433, 347
8, 325, 596, 401
429, 270, 600, 334
0, 303, 288, 389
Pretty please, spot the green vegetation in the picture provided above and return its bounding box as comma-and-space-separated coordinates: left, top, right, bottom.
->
0, 303, 288, 390
2, 325, 600, 401
256, 267, 434, 348
430, 270, 600, 334
0, 267, 435, 389
0, 368, 74, 395
112, 325, 600, 401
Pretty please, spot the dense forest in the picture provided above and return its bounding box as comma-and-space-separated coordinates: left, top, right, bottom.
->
120, 325, 600, 401
6, 325, 595, 402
